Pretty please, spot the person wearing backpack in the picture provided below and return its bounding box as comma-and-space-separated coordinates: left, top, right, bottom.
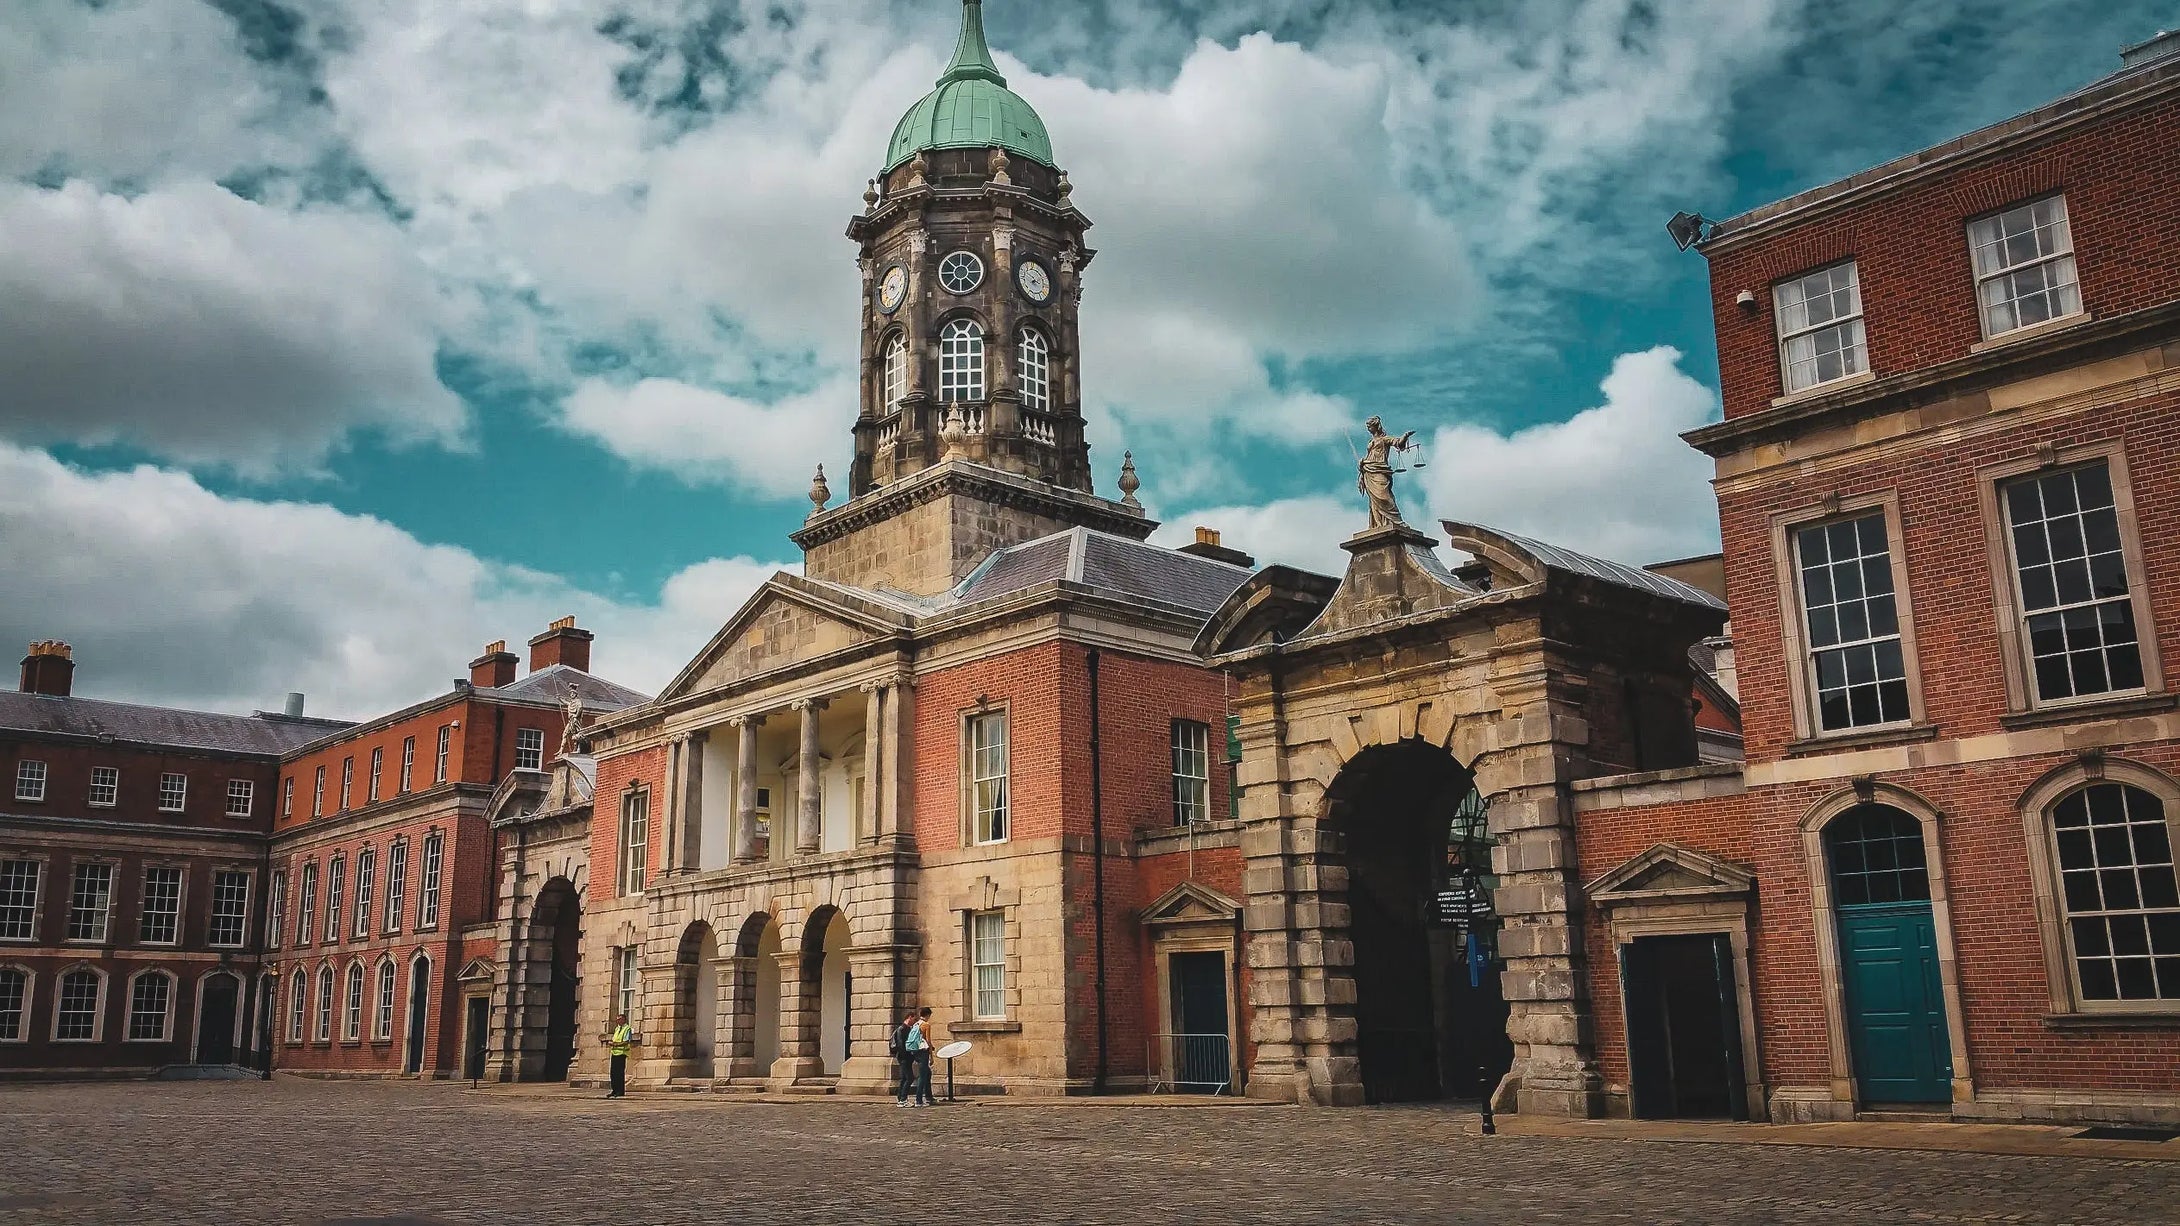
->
891, 1010, 919, 1106
906, 1007, 936, 1107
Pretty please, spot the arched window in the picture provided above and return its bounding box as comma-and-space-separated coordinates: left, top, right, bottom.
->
939, 319, 985, 403
2051, 783, 2180, 1003
287, 973, 306, 1043
127, 971, 172, 1042
54, 968, 102, 1042
882, 334, 908, 416
1017, 328, 1051, 414
343, 963, 365, 1040
0, 967, 30, 1042
314, 965, 334, 1041
374, 961, 397, 1040
1824, 805, 1929, 905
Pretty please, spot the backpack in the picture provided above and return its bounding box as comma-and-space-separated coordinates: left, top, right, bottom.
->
888, 1022, 912, 1058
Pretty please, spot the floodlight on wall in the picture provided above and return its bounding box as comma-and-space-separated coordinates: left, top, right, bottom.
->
1666, 211, 1712, 252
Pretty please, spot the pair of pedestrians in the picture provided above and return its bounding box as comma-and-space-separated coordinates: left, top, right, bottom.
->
891, 1007, 937, 1106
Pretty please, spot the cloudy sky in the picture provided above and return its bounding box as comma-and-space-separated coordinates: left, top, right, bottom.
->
0, 0, 2162, 717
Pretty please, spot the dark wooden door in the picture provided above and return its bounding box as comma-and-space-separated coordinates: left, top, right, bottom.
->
197, 975, 238, 1065
465, 997, 489, 1081
1623, 934, 1745, 1120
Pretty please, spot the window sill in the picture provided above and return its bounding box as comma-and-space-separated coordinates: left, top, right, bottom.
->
1770, 369, 1876, 408
2000, 691, 2177, 731
2043, 1010, 2180, 1031
947, 1020, 1022, 1035
1970, 310, 2092, 354
1786, 722, 1939, 757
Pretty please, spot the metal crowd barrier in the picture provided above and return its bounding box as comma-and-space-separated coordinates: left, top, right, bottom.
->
1147, 1032, 1232, 1095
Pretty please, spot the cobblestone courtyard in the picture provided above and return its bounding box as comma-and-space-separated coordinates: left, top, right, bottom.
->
0, 1080, 2176, 1225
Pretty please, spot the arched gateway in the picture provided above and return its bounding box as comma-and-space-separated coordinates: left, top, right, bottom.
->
1199, 516, 1724, 1114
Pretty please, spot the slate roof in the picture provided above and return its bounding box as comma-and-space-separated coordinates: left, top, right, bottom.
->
1489, 528, 1727, 612
477, 664, 651, 712
0, 691, 351, 756
952, 527, 1253, 616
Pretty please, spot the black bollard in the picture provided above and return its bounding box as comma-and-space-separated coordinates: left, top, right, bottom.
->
1478, 1062, 1496, 1136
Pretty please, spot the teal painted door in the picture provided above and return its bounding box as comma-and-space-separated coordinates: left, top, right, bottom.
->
1838, 901, 1951, 1104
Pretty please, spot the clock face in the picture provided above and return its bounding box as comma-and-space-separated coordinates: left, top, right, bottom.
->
939, 250, 984, 295
877, 265, 907, 314
1017, 258, 1052, 304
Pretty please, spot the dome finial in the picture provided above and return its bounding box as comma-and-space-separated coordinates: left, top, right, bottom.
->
942, 0, 1006, 88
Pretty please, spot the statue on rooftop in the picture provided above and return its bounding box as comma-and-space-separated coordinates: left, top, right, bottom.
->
1357, 415, 1418, 531
559, 682, 586, 758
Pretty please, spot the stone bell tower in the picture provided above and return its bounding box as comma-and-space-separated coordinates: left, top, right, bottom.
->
796, 0, 1153, 596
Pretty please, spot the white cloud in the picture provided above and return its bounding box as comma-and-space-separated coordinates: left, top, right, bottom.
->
0, 179, 463, 474
0, 443, 787, 716
1149, 495, 1358, 578
1422, 346, 1721, 563
557, 376, 855, 498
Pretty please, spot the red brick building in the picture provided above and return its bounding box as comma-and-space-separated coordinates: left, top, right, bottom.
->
0, 643, 347, 1078
1579, 32, 2180, 1125
265, 620, 645, 1078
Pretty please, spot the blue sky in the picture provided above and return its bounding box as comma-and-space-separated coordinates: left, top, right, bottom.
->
0, 0, 2165, 714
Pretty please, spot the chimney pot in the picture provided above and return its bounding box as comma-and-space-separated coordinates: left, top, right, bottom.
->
19, 640, 75, 697
284, 693, 306, 718
469, 643, 520, 688
529, 617, 595, 674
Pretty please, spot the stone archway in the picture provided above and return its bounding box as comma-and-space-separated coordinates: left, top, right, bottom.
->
675, 920, 720, 1075
1323, 739, 1511, 1103
726, 913, 782, 1079
519, 878, 582, 1082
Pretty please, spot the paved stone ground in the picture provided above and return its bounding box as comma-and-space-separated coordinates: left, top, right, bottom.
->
0, 1080, 2176, 1225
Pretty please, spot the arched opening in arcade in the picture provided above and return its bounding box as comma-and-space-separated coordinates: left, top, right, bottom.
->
803, 906, 853, 1076
532, 878, 583, 1081
1325, 738, 1513, 1104
738, 913, 782, 1073
677, 921, 720, 1072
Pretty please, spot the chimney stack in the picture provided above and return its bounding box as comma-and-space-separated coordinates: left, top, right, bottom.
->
528, 617, 593, 674
284, 693, 307, 718
470, 640, 519, 688
1177, 526, 1256, 569
19, 641, 74, 697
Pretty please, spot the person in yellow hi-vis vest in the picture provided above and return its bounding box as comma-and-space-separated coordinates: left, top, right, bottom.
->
601, 1014, 638, 1099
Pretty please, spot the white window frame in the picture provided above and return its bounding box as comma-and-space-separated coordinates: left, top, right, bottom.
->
0, 966, 30, 1042
15, 760, 46, 803
312, 767, 325, 816
314, 965, 334, 1042
434, 726, 451, 784
616, 946, 639, 1024
2046, 781, 2180, 1009
374, 960, 397, 1041
882, 333, 908, 415
352, 848, 375, 939
66, 862, 114, 943
515, 727, 545, 772
1790, 509, 1915, 734
267, 870, 287, 951
938, 250, 984, 294
1017, 327, 1051, 414
138, 865, 184, 946
286, 973, 306, 1044
1773, 260, 1868, 395
343, 962, 365, 1041
296, 861, 318, 946
970, 909, 1006, 1020
966, 709, 1009, 845
226, 779, 254, 818
157, 773, 187, 813
1992, 455, 2154, 708
939, 318, 986, 403
87, 766, 118, 809
0, 860, 41, 942
368, 747, 383, 802
1172, 720, 1211, 826
126, 970, 173, 1042
620, 789, 650, 896
324, 856, 345, 943
282, 776, 294, 818
400, 737, 416, 793
208, 870, 250, 950
383, 841, 407, 935
417, 834, 444, 931
52, 967, 104, 1043
1969, 194, 2083, 339
339, 758, 354, 811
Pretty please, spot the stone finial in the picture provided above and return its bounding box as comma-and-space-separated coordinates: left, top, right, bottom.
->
864, 178, 881, 208
1118, 451, 1143, 510
808, 464, 832, 521
939, 408, 969, 459
988, 148, 1012, 186
1057, 171, 1073, 201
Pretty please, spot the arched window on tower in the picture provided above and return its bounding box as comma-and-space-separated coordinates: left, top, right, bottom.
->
940, 319, 985, 403
882, 334, 908, 416
1018, 327, 1051, 414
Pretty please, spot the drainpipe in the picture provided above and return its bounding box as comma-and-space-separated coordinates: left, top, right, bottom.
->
257, 827, 273, 1079
1087, 647, 1108, 1094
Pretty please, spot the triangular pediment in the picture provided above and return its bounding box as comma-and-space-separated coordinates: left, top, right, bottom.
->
1142, 880, 1241, 927
1586, 842, 1754, 905
456, 958, 498, 983
658, 574, 914, 703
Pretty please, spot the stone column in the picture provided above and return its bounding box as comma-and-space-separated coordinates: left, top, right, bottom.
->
860, 683, 884, 847
660, 738, 685, 874
718, 954, 759, 1079
880, 676, 914, 848
634, 962, 682, 1086
795, 698, 826, 856
838, 943, 917, 1095
767, 948, 823, 1087
677, 734, 706, 872
734, 716, 761, 864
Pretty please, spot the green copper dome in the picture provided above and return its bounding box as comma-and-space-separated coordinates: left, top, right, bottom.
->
884, 0, 1054, 171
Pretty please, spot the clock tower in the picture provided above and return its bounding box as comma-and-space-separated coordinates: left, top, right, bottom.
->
796, 0, 1154, 596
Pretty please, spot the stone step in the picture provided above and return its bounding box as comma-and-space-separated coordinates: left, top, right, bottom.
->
1857, 1108, 1952, 1123
783, 1078, 839, 1095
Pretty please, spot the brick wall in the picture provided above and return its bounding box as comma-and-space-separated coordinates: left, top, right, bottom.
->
4, 737, 278, 834
588, 745, 668, 903
1707, 90, 2180, 419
